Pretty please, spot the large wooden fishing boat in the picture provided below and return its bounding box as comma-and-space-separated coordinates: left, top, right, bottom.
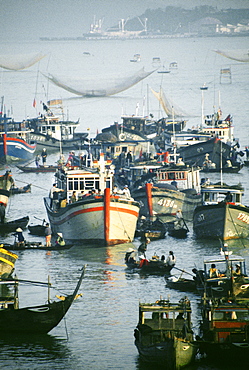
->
44, 153, 140, 245
198, 296, 249, 365
0, 107, 36, 163
193, 182, 249, 240
130, 156, 201, 222
26, 100, 88, 152
0, 266, 86, 334
134, 297, 197, 369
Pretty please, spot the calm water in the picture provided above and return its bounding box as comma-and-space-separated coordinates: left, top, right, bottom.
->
0, 36, 249, 369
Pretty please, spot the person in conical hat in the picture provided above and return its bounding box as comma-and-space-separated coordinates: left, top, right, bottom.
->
56, 232, 65, 246
14, 228, 25, 246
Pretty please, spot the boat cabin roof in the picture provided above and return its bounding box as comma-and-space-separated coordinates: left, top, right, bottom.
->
204, 254, 245, 264
139, 299, 191, 314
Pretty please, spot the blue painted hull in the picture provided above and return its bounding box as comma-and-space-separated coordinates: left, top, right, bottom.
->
0, 137, 36, 162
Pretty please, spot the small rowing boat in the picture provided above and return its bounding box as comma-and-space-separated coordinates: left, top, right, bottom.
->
1, 242, 73, 251
0, 216, 29, 234
17, 165, 58, 173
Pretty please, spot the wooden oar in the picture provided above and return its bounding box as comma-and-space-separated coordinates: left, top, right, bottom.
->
172, 266, 194, 277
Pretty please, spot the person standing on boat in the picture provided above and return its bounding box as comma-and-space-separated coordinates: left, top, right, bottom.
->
224, 191, 232, 202
70, 191, 77, 203
41, 148, 47, 165
45, 223, 52, 247
35, 154, 40, 167
49, 183, 64, 208
122, 185, 131, 197
14, 227, 25, 246
166, 251, 176, 267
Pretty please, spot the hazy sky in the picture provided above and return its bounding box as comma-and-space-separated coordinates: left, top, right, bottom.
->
1, 0, 249, 41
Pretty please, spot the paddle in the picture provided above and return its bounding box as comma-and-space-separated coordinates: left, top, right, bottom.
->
172, 266, 195, 277
34, 216, 47, 224
0, 277, 51, 286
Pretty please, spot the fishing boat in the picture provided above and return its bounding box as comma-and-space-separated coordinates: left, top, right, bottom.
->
134, 297, 197, 368
166, 275, 197, 292
0, 170, 15, 208
125, 255, 173, 275
28, 219, 47, 236
0, 265, 86, 334
44, 153, 140, 245
1, 241, 73, 251
193, 182, 249, 240
130, 155, 202, 222
0, 216, 29, 234
135, 216, 166, 240
166, 217, 189, 238
10, 184, 31, 194
0, 102, 36, 163
26, 99, 88, 152
17, 165, 58, 173
201, 253, 249, 299
0, 247, 18, 278
198, 297, 249, 365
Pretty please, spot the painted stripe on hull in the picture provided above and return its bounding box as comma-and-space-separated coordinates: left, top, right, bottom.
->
49, 205, 138, 226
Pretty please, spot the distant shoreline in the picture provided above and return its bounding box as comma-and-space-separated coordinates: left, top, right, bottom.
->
40, 33, 249, 41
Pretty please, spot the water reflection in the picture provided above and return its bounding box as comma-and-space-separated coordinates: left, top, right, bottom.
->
0, 335, 71, 367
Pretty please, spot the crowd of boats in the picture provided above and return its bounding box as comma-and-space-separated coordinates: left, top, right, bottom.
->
1, 95, 249, 368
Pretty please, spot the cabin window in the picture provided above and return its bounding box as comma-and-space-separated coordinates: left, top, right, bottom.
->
204, 192, 210, 202
213, 312, 224, 320
85, 178, 95, 189
74, 178, 79, 190
80, 179, 84, 190
68, 179, 73, 190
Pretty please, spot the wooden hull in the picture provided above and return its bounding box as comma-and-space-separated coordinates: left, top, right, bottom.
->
0, 137, 36, 162
44, 192, 140, 245
2, 243, 73, 251
132, 185, 201, 222
28, 224, 46, 236
10, 184, 31, 194
0, 267, 85, 334
193, 202, 249, 240
135, 336, 196, 369
0, 248, 18, 277
0, 216, 29, 234
17, 165, 58, 173
178, 137, 231, 168
126, 261, 173, 275
166, 277, 197, 292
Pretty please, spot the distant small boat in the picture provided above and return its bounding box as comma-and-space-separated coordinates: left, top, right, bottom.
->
169, 61, 178, 69
17, 165, 58, 173
28, 223, 47, 236
130, 53, 141, 62
157, 65, 170, 74
10, 184, 31, 194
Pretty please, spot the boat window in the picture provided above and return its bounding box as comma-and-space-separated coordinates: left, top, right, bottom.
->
80, 180, 84, 190
68, 179, 73, 190
204, 192, 210, 201
74, 178, 79, 190
213, 312, 224, 320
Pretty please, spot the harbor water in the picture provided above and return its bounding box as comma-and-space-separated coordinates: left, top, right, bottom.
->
1, 36, 249, 369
